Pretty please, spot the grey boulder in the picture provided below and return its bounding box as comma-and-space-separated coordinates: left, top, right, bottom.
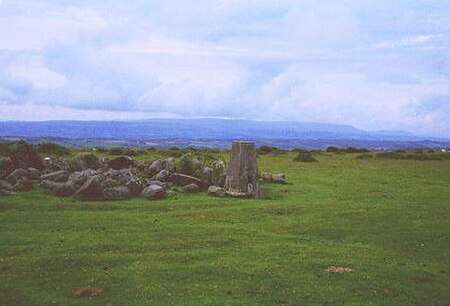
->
207, 186, 227, 197
6, 168, 32, 185
40, 180, 76, 197
40, 170, 70, 183
104, 186, 132, 200
14, 178, 33, 192
73, 176, 105, 201
141, 185, 165, 200
182, 183, 200, 193
170, 173, 203, 188
151, 170, 171, 182
108, 156, 134, 170
0, 179, 14, 191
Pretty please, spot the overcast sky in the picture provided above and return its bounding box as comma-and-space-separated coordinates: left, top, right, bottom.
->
0, 0, 449, 136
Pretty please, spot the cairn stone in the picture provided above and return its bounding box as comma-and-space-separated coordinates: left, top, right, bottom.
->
207, 186, 227, 197
108, 156, 134, 170
40, 170, 70, 183
141, 184, 165, 200
182, 183, 200, 193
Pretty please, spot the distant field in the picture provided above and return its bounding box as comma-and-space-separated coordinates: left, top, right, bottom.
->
1, 152, 449, 305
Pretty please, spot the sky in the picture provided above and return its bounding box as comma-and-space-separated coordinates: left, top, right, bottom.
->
0, 0, 449, 137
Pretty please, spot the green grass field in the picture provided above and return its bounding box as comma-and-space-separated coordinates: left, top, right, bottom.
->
1, 152, 449, 305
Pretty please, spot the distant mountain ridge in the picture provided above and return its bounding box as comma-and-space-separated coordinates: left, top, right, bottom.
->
0, 118, 424, 140
0, 119, 449, 150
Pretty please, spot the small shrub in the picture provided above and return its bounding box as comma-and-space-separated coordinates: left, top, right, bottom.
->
375, 151, 450, 161
36, 142, 71, 156
178, 153, 201, 175
356, 153, 373, 160
109, 148, 126, 156
107, 147, 136, 157
293, 151, 318, 162
258, 146, 273, 155
326, 146, 340, 153
345, 147, 370, 153
95, 147, 108, 153
259, 146, 286, 155
310, 149, 324, 154
0, 142, 12, 156
160, 148, 184, 158
375, 152, 405, 159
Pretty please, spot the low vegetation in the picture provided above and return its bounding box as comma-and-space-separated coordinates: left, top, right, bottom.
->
293, 150, 318, 162
36, 143, 72, 156
326, 146, 370, 154
0, 141, 449, 304
375, 151, 450, 161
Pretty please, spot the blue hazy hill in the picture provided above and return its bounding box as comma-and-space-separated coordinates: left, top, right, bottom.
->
1, 119, 448, 149
0, 118, 418, 140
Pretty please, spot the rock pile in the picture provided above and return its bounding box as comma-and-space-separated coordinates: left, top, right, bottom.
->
0, 141, 287, 200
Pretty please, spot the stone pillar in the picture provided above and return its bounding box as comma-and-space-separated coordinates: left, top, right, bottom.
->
225, 141, 259, 197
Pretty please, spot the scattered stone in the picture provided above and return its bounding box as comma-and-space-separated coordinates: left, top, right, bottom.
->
201, 167, 214, 186
0, 180, 14, 191
148, 160, 166, 177
227, 191, 254, 198
141, 184, 165, 200
108, 156, 134, 170
152, 169, 171, 182
211, 160, 227, 187
27, 167, 41, 179
6, 168, 32, 185
0, 157, 14, 178
70, 153, 100, 171
166, 157, 177, 173
125, 178, 145, 196
147, 180, 169, 188
104, 186, 132, 200
170, 173, 203, 188
73, 176, 105, 201
40, 180, 75, 197
66, 169, 97, 191
207, 186, 227, 197
14, 178, 33, 192
40, 170, 70, 183
44, 157, 71, 172
262, 173, 287, 184
135, 160, 148, 172
182, 183, 200, 193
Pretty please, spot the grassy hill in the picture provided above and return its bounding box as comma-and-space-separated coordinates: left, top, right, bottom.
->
1, 151, 449, 305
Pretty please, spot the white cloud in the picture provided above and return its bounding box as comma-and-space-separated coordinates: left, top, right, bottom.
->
0, 7, 105, 51
9, 56, 66, 89
0, 0, 449, 137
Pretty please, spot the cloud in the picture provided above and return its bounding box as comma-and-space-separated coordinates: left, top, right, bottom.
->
0, 0, 449, 137
9, 55, 66, 89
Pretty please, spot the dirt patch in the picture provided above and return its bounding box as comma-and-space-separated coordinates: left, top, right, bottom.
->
73, 287, 103, 297
383, 287, 396, 297
326, 266, 355, 273
412, 277, 432, 284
